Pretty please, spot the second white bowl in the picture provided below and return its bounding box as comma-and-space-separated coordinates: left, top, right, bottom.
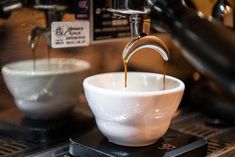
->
2, 58, 90, 119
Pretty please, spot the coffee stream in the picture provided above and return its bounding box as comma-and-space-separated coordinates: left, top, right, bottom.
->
32, 46, 51, 71
123, 59, 167, 90
121, 35, 169, 90
163, 60, 167, 90
32, 48, 36, 71
123, 59, 128, 88
47, 46, 51, 70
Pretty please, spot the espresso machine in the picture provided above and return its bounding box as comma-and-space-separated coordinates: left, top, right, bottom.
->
0, 0, 235, 157
107, 0, 235, 123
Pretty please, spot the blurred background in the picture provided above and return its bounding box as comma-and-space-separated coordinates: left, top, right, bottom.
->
0, 0, 234, 110
0, 0, 235, 156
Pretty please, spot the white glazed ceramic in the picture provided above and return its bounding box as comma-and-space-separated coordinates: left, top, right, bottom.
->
2, 58, 90, 119
83, 72, 185, 147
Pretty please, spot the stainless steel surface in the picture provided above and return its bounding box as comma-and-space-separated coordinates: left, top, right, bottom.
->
212, 0, 234, 28
3, 3, 22, 12
108, 0, 150, 37
107, 0, 149, 14
0, 0, 22, 19
129, 14, 144, 37
33, 5, 67, 11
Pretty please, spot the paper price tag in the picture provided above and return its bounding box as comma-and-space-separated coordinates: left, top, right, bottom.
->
51, 21, 90, 48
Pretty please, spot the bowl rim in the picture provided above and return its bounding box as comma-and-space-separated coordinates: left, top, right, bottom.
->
83, 72, 185, 96
2, 58, 90, 76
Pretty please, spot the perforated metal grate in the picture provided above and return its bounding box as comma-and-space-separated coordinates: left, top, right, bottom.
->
171, 112, 235, 155
0, 136, 35, 157
176, 122, 231, 139
207, 139, 229, 154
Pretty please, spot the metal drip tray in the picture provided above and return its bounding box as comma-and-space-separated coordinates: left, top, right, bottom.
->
171, 112, 235, 156
0, 136, 35, 157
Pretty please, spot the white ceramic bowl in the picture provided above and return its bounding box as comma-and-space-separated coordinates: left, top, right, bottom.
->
83, 72, 184, 147
2, 58, 90, 119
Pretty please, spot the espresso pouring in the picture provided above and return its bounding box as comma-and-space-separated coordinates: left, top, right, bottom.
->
123, 58, 167, 90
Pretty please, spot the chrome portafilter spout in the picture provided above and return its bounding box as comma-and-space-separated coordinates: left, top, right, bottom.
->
129, 14, 151, 38
34, 4, 66, 31
123, 34, 169, 63
28, 26, 46, 49
26, 0, 69, 48
107, 0, 150, 38
27, 11, 64, 50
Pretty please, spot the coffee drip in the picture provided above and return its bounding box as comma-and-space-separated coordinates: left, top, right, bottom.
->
162, 60, 167, 90
28, 27, 51, 71
123, 59, 128, 88
31, 44, 51, 71
46, 46, 51, 70
122, 35, 169, 90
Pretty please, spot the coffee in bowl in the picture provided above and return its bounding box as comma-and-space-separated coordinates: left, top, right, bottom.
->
2, 58, 90, 119
83, 72, 184, 147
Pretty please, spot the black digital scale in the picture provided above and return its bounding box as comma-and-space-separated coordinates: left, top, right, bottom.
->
0, 107, 208, 157
69, 126, 207, 157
